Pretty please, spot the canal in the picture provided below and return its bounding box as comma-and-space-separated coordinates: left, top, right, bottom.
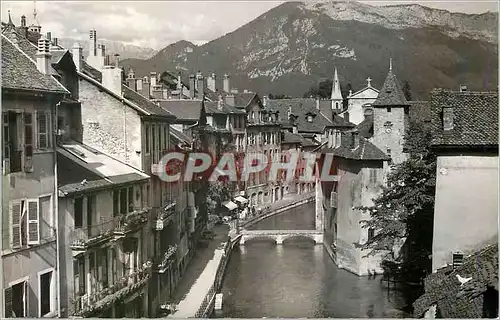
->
218, 202, 411, 318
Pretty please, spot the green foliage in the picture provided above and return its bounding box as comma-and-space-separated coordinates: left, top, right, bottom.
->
356, 120, 436, 277
206, 181, 233, 216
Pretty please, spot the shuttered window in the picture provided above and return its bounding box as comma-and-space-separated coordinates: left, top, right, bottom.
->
9, 200, 22, 249
145, 125, 150, 153
4, 286, 13, 317
27, 199, 40, 245
37, 111, 50, 149
24, 113, 34, 171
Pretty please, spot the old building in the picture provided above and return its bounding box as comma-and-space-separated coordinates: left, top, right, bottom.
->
428, 89, 498, 272
317, 130, 390, 276
266, 97, 355, 196
1, 31, 69, 318
72, 29, 202, 317
371, 61, 410, 166
345, 77, 380, 125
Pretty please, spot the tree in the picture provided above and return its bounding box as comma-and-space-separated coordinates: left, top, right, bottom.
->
403, 80, 412, 101
355, 120, 436, 281
206, 181, 233, 216
268, 93, 291, 99
303, 79, 333, 99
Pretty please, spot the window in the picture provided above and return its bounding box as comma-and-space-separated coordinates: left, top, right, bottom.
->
98, 248, 109, 290
37, 111, 51, 149
73, 256, 85, 297
39, 270, 54, 317
452, 252, 464, 268
9, 198, 41, 248
145, 125, 150, 153
5, 280, 28, 317
387, 107, 392, 113
24, 113, 33, 171
128, 187, 134, 211
368, 228, 375, 241
74, 197, 83, 228
152, 125, 157, 153
369, 168, 377, 185
39, 195, 53, 239
120, 188, 127, 215
113, 191, 119, 217
307, 115, 313, 123
387, 148, 392, 156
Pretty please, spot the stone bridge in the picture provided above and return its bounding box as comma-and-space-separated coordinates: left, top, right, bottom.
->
239, 229, 324, 245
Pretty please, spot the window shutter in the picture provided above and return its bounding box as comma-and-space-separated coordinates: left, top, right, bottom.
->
27, 199, 40, 245
24, 113, 34, 172
9, 200, 22, 249
4, 286, 13, 318
37, 111, 50, 149
3, 113, 10, 175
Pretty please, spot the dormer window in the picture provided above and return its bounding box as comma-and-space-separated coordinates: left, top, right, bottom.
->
442, 107, 454, 131
307, 115, 313, 123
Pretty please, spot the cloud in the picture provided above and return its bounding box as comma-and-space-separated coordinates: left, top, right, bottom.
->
1, 1, 495, 50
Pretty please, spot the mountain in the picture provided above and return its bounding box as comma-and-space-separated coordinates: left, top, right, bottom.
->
120, 1, 498, 99
57, 38, 157, 60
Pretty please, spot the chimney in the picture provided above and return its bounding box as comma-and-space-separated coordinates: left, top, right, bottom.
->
197, 75, 205, 100
36, 36, 51, 75
225, 94, 235, 106
102, 66, 123, 96
89, 29, 97, 57
53, 38, 58, 46
177, 74, 182, 90
21, 15, 26, 27
207, 73, 216, 92
136, 78, 143, 91
142, 76, 150, 98
151, 86, 163, 99
150, 72, 157, 89
127, 68, 136, 91
223, 74, 230, 93
316, 97, 320, 110
162, 88, 169, 99
459, 84, 467, 92
262, 95, 268, 107
114, 54, 120, 67
195, 71, 202, 90
46, 32, 52, 43
72, 42, 83, 72
100, 44, 106, 57
442, 106, 454, 131
189, 74, 195, 99
230, 88, 239, 94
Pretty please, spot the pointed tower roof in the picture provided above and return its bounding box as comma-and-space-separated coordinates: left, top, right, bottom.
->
330, 66, 343, 100
373, 59, 408, 106
7, 10, 15, 27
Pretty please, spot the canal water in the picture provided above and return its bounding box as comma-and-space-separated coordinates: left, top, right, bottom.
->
218, 202, 410, 318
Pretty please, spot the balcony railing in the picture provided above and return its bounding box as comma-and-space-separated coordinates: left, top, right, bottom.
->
114, 207, 150, 237
70, 208, 150, 250
155, 201, 176, 231
157, 244, 178, 273
72, 261, 153, 317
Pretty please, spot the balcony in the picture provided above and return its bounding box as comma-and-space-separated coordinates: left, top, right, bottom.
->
70, 209, 150, 251
72, 261, 153, 317
155, 201, 176, 231
157, 245, 178, 273
114, 207, 150, 238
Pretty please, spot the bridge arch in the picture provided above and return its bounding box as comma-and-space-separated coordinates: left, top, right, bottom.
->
281, 234, 317, 244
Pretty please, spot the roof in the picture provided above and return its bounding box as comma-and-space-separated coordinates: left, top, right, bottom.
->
1, 34, 69, 95
204, 101, 246, 115
58, 140, 149, 196
266, 98, 355, 133
373, 69, 408, 106
322, 133, 390, 161
122, 85, 176, 118
170, 127, 193, 145
2, 27, 59, 77
159, 99, 203, 122
430, 89, 498, 148
413, 243, 498, 318
81, 60, 102, 82
281, 131, 303, 144
205, 90, 257, 108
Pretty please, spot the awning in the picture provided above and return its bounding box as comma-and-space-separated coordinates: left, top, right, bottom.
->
222, 201, 238, 211
234, 196, 248, 204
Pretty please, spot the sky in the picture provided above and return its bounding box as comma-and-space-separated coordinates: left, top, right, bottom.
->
1, 1, 498, 50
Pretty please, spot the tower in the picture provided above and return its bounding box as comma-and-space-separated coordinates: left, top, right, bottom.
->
28, 0, 41, 33
371, 58, 410, 166
330, 66, 343, 110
